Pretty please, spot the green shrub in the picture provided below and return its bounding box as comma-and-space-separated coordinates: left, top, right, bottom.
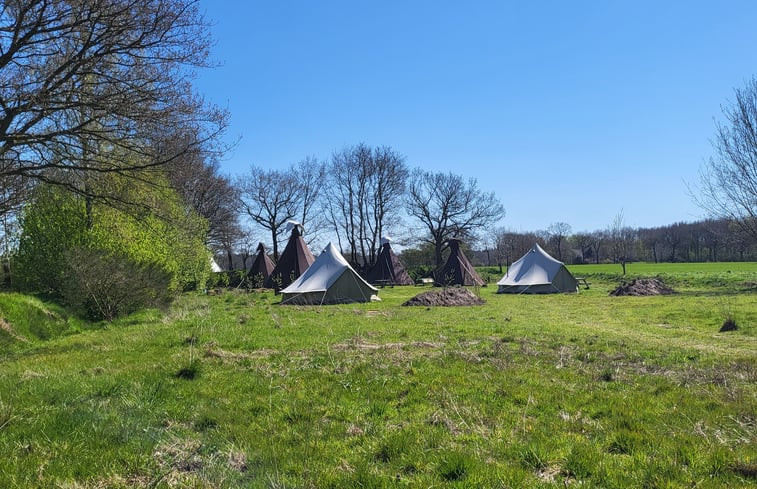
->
406, 265, 434, 282
14, 183, 211, 306
207, 271, 229, 289
62, 247, 174, 321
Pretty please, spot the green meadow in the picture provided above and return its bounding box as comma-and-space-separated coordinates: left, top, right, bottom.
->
0, 264, 755, 488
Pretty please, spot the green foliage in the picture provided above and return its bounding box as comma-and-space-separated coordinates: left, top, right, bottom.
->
406, 265, 435, 282
14, 181, 211, 317
14, 186, 90, 293
85, 175, 211, 293
0, 293, 88, 348
206, 271, 229, 289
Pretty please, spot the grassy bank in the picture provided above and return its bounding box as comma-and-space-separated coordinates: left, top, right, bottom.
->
0, 264, 755, 487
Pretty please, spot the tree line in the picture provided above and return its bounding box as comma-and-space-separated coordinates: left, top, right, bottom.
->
481, 218, 757, 273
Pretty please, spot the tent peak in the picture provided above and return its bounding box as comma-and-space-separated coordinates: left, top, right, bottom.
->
285, 220, 304, 235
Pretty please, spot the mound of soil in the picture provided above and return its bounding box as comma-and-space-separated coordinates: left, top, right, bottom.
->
610, 277, 675, 296
403, 287, 485, 306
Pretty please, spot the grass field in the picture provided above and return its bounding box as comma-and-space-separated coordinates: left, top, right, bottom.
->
0, 263, 755, 487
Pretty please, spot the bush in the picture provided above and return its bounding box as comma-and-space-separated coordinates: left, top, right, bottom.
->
62, 247, 174, 321
406, 265, 435, 282
206, 271, 229, 289
15, 183, 211, 301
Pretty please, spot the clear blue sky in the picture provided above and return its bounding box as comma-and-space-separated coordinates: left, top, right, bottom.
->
195, 1, 757, 233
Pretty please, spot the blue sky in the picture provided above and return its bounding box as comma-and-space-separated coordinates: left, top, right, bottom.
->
195, 1, 757, 233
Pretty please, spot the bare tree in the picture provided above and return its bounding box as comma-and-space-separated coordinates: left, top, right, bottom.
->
547, 222, 572, 262
325, 144, 407, 267
663, 223, 684, 262
406, 170, 504, 266
165, 152, 240, 253
589, 230, 605, 264
608, 210, 636, 274
570, 232, 594, 264
0, 175, 30, 217
292, 156, 328, 247
696, 77, 757, 240
0, 0, 227, 204
237, 166, 300, 260
236, 157, 326, 261
493, 228, 539, 272
638, 227, 663, 263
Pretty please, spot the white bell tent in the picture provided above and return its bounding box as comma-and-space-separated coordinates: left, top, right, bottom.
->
497, 244, 578, 294
280, 242, 380, 305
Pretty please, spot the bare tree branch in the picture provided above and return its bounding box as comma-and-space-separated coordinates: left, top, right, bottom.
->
406, 169, 504, 266
0, 0, 227, 211
695, 76, 757, 240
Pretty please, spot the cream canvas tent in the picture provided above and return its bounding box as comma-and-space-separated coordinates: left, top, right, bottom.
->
281, 242, 380, 305
210, 257, 223, 273
497, 244, 578, 294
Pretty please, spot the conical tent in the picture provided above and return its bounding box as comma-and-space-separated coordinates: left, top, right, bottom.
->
210, 257, 223, 273
264, 222, 315, 290
365, 237, 414, 286
246, 242, 275, 286
497, 243, 578, 294
281, 242, 380, 305
433, 238, 485, 286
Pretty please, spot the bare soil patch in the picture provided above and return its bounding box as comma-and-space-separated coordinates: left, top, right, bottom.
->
610, 277, 675, 296
403, 287, 485, 306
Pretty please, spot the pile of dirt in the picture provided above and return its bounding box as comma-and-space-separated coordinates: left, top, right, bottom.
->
403, 287, 485, 306
610, 277, 675, 296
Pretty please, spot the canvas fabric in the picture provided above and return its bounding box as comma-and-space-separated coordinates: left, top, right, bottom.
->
246, 243, 275, 282
497, 243, 578, 293
433, 239, 485, 286
264, 227, 315, 290
281, 242, 379, 305
365, 242, 414, 285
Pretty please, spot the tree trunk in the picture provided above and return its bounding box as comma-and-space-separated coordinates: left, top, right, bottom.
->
271, 228, 279, 261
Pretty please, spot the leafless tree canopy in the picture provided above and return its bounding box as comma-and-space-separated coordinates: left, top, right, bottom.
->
237, 166, 300, 260
0, 174, 31, 216
697, 77, 757, 239
547, 221, 571, 261
236, 158, 325, 260
325, 144, 408, 268
493, 228, 541, 269
292, 156, 328, 246
164, 153, 239, 253
406, 169, 504, 266
0, 0, 227, 201
608, 210, 636, 274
